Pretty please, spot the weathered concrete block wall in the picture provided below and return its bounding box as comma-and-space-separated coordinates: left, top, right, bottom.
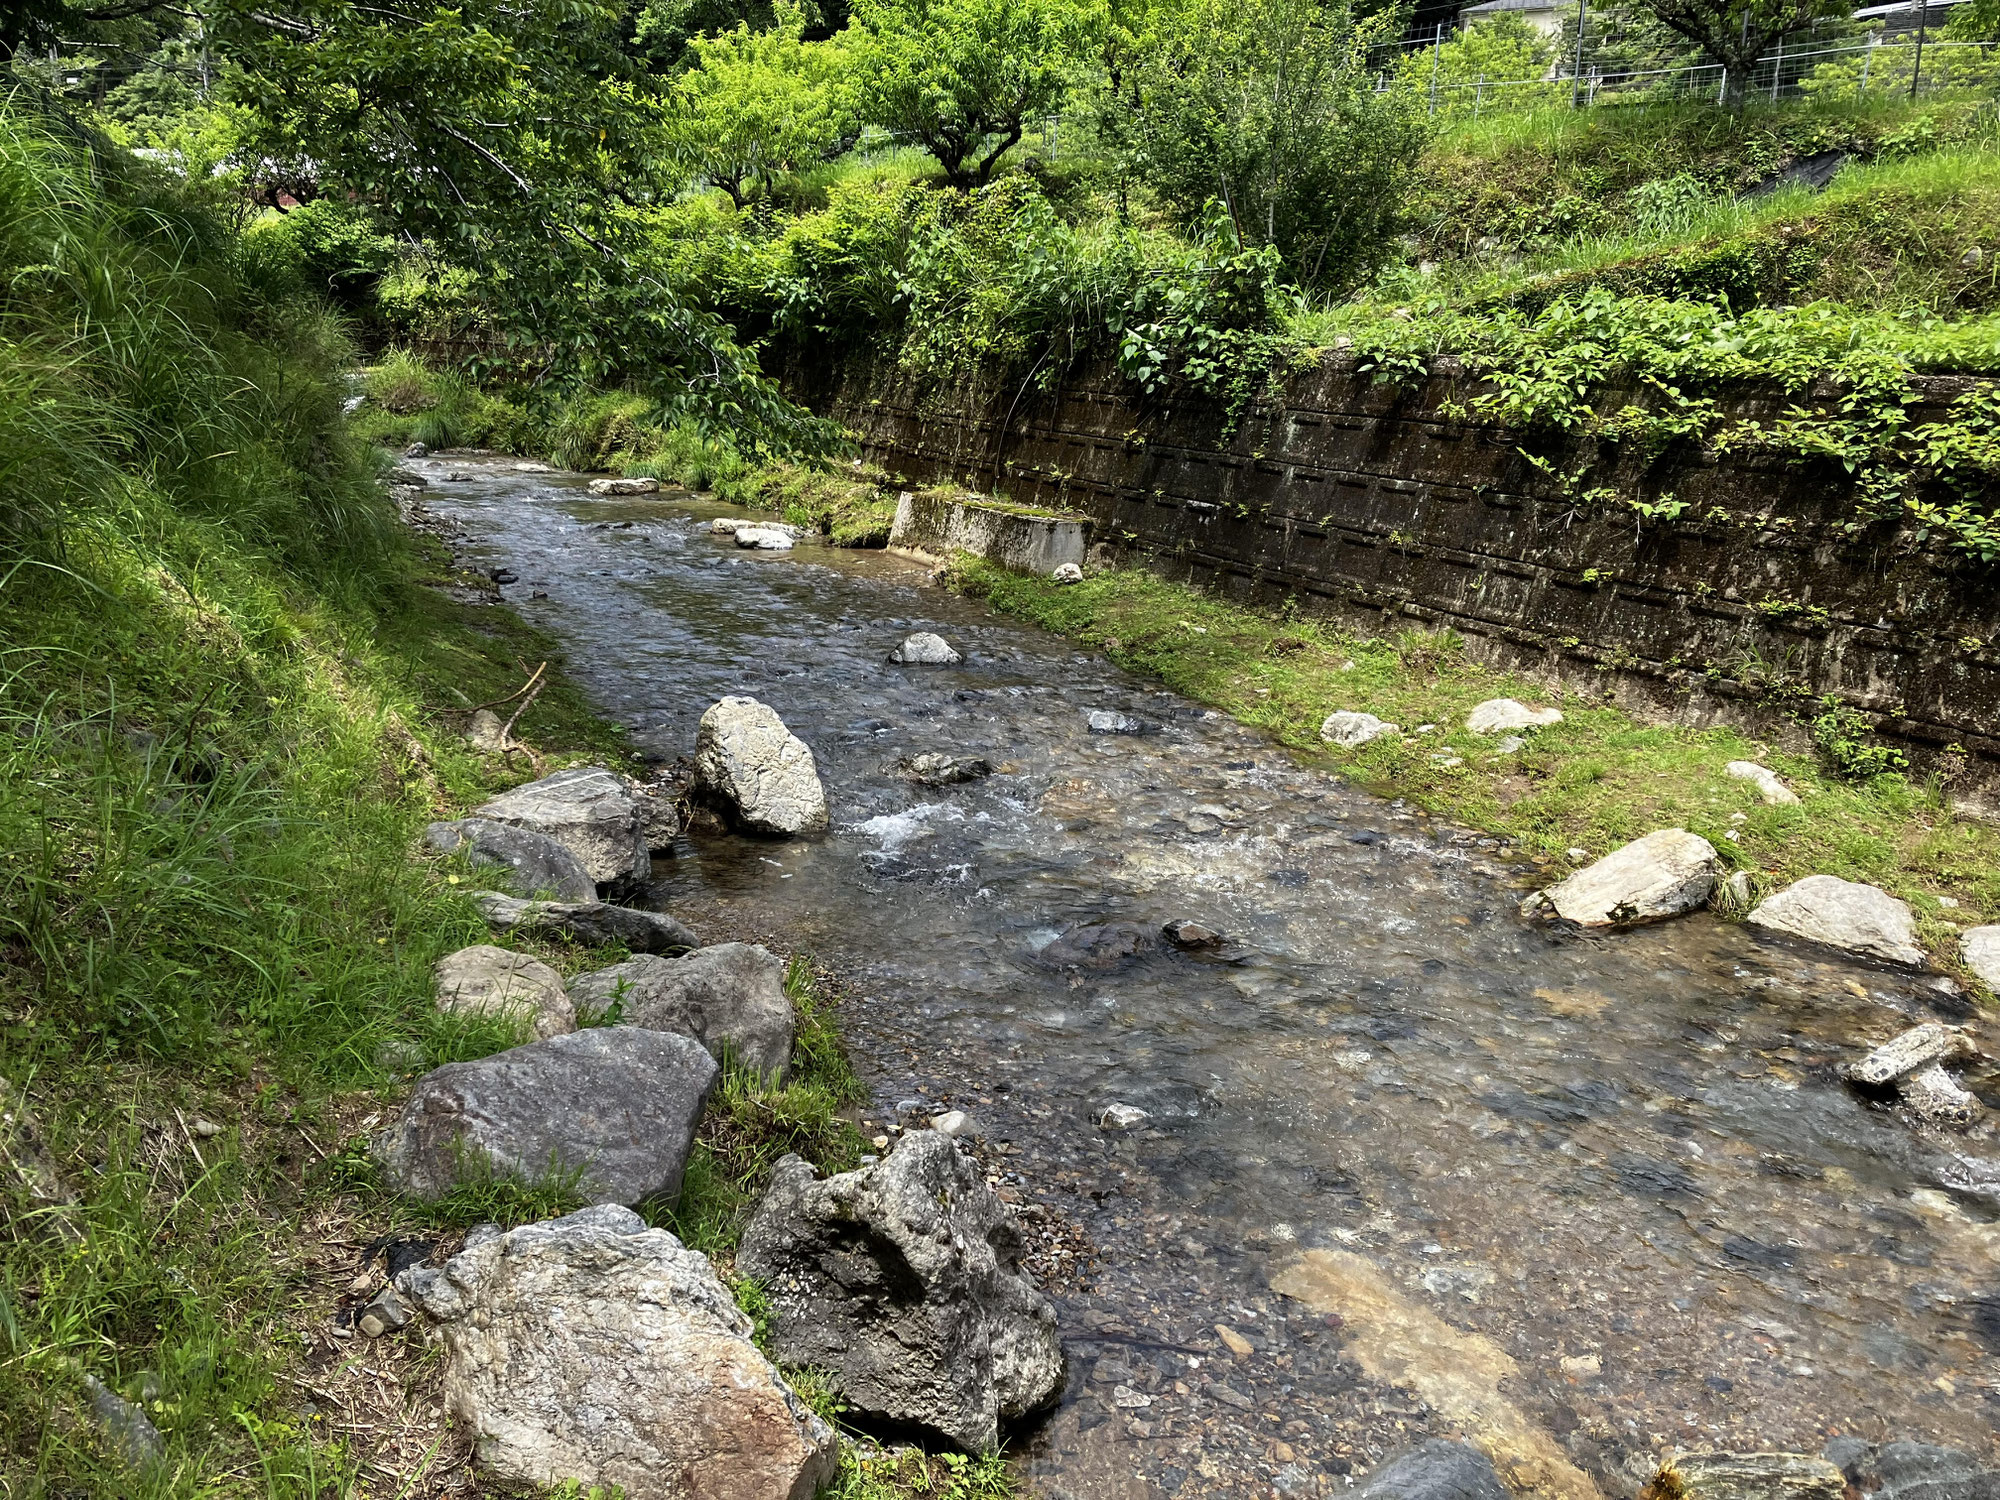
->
816, 353, 2000, 799
887, 490, 1088, 575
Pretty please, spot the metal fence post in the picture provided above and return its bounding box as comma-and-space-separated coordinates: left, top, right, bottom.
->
1430, 22, 1443, 114
1911, 0, 1929, 97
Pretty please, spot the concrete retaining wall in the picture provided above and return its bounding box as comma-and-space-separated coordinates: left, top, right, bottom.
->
887, 489, 1090, 575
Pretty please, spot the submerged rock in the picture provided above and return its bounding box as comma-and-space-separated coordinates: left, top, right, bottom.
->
1085, 709, 1153, 735
374, 1028, 716, 1206
471, 891, 698, 953
1099, 1103, 1150, 1130
426, 817, 596, 902
1163, 918, 1224, 950
434, 944, 575, 1040
1725, 761, 1801, 806
1036, 922, 1146, 969
399, 1205, 835, 1500
1465, 699, 1563, 735
1822, 1438, 2000, 1500
587, 475, 658, 495
1645, 1450, 1844, 1500
737, 1134, 1064, 1453
1320, 711, 1399, 748
473, 766, 650, 885
693, 696, 829, 837
902, 752, 992, 786
1747, 875, 1924, 968
1352, 1441, 1508, 1500
889, 631, 962, 665
1523, 830, 1720, 927
570, 943, 794, 1083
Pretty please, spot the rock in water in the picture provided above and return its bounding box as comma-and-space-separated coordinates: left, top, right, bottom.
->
1961, 925, 2000, 990
693, 697, 828, 837
1645, 1450, 1844, 1500
734, 526, 795, 550
1899, 1063, 1983, 1128
1823, 1438, 2000, 1500
434, 945, 575, 1039
1352, 1442, 1509, 1500
1724, 761, 1801, 806
902, 752, 992, 786
471, 891, 698, 953
473, 767, 650, 885
633, 791, 681, 852
571, 943, 794, 1083
889, 632, 962, 664
1746, 876, 1924, 968
374, 1029, 716, 1206
1320, 711, 1400, 748
1465, 699, 1563, 735
736, 1133, 1065, 1453
1036, 922, 1146, 969
587, 476, 658, 495
398, 1205, 835, 1500
426, 817, 596, 902
1845, 1022, 1979, 1087
1085, 709, 1152, 735
1099, 1103, 1149, 1130
1163, 918, 1224, 949
1523, 830, 1720, 927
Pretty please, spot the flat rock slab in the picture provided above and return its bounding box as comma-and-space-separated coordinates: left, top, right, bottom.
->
1845, 1022, 1979, 1087
1035, 922, 1146, 969
1747, 875, 1923, 968
1823, 1438, 2000, 1500
738, 1133, 1065, 1453
1466, 699, 1563, 735
399, 1205, 835, 1500
587, 476, 658, 495
693, 697, 828, 837
571, 943, 794, 1083
474, 766, 649, 885
1353, 1441, 1509, 1500
1528, 830, 1720, 927
374, 1028, 716, 1206
434, 944, 574, 1040
890, 632, 962, 664
1724, 761, 1801, 806
426, 818, 596, 902
1649, 1450, 1844, 1500
1321, 711, 1399, 748
472, 891, 698, 953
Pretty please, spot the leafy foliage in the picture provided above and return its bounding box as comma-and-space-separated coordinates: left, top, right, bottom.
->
668, 19, 857, 206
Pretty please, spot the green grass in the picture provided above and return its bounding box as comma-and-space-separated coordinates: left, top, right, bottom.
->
948, 558, 2000, 981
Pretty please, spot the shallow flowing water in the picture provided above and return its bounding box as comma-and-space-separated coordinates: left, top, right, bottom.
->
420, 457, 2000, 1499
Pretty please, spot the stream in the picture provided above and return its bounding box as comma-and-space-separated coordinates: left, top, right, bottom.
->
418, 456, 2000, 1500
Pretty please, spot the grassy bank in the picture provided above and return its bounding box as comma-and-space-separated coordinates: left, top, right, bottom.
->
948, 559, 1999, 980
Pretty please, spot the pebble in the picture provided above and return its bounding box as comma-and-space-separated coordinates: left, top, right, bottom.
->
356, 1286, 411, 1338
1162, 919, 1223, 950
1215, 1323, 1254, 1359
1112, 1384, 1153, 1409
191, 1118, 222, 1138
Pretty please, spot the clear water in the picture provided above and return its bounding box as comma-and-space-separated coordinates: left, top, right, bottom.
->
422, 459, 2000, 1497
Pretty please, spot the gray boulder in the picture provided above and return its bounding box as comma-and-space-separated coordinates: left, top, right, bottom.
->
693, 697, 828, 837
1961, 925, 2000, 990
1352, 1441, 1508, 1500
463, 710, 508, 753
426, 818, 595, 902
890, 632, 962, 665
634, 791, 682, 852
902, 752, 993, 786
83, 1374, 164, 1468
399, 1205, 835, 1500
1823, 1439, 2000, 1500
1747, 875, 1924, 968
473, 766, 650, 885
1465, 699, 1563, 735
1320, 711, 1399, 748
433, 944, 575, 1040
374, 1028, 716, 1206
587, 475, 658, 495
737, 1132, 1065, 1454
472, 891, 698, 953
1522, 829, 1720, 927
571, 943, 794, 1083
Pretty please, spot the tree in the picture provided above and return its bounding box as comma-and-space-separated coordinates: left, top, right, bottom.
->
1634, 0, 1851, 105
668, 21, 855, 206
1393, 14, 1564, 116
1120, 0, 1426, 288
847, 0, 1106, 189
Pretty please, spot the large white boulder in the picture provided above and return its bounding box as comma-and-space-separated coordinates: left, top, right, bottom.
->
399, 1205, 836, 1500
1725, 761, 1801, 806
1466, 699, 1563, 735
1747, 875, 1923, 968
433, 945, 574, 1040
473, 766, 649, 885
1320, 711, 1399, 748
1526, 830, 1720, 927
693, 697, 828, 837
